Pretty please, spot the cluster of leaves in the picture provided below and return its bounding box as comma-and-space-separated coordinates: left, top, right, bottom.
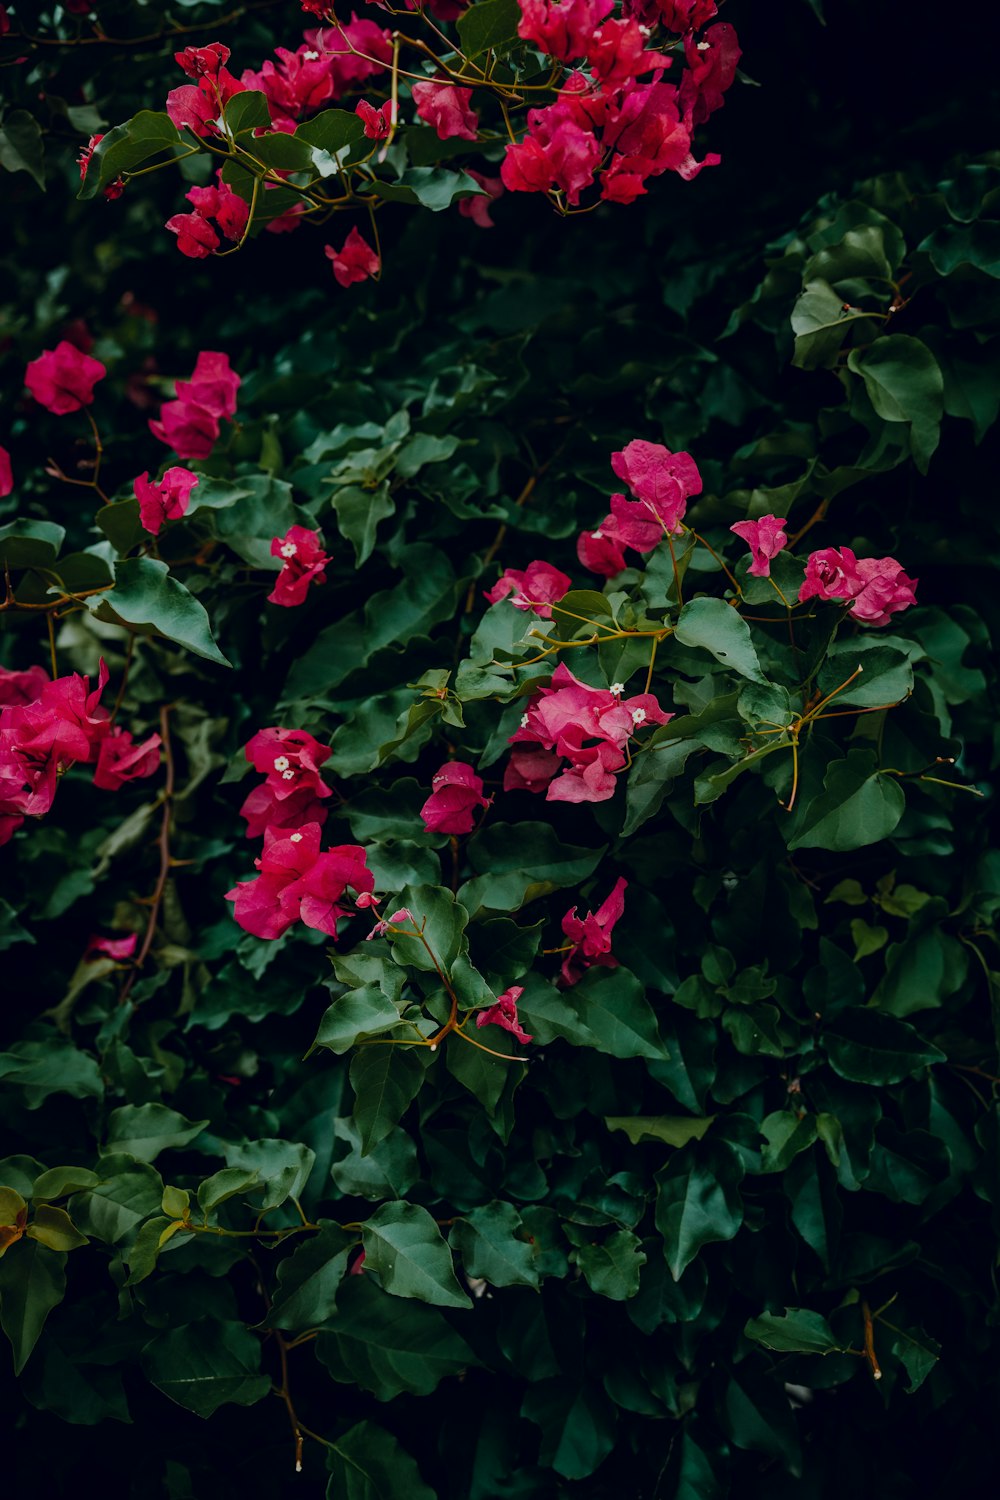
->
3, 3, 1000, 1496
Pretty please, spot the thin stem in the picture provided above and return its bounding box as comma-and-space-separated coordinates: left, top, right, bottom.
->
644, 635, 659, 695
861, 1299, 882, 1381
119, 704, 176, 1008
46, 612, 58, 677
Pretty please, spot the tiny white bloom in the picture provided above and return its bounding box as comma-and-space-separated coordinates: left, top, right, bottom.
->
289, 832, 303, 843
280, 542, 298, 559
273, 755, 290, 771
631, 707, 647, 725
591, 530, 604, 539
520, 713, 529, 728
302, 49, 320, 59
282, 770, 295, 781
697, 39, 711, 49
610, 682, 625, 696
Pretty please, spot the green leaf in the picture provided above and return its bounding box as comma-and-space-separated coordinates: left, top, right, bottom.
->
521, 1380, 617, 1481
70, 1159, 164, 1244
330, 1117, 419, 1201
361, 1202, 471, 1309
745, 1308, 842, 1354
223, 90, 270, 136
383, 884, 468, 974
331, 483, 396, 568
124, 1215, 184, 1285
450, 1201, 539, 1288
79, 111, 182, 199
350, 1046, 426, 1156
786, 749, 905, 852
460, 823, 604, 916
0, 1240, 66, 1373
790, 278, 864, 368
0, 1037, 103, 1107
326, 1420, 436, 1500
0, 518, 65, 569
297, 108, 366, 158
457, 0, 522, 56
0, 110, 46, 189
760, 1110, 817, 1172
317, 1275, 477, 1401
817, 641, 913, 708
264, 1223, 353, 1330
25, 1206, 87, 1253
222, 1140, 316, 1211
314, 987, 403, 1054
847, 335, 944, 473
605, 1115, 715, 1148
823, 1009, 945, 1085
195, 1167, 263, 1214
365, 167, 486, 212
30, 1167, 99, 1201
674, 597, 766, 682
95, 497, 143, 554
89, 557, 230, 666
104, 1105, 208, 1164
572, 1230, 646, 1300
654, 1139, 745, 1280
519, 968, 669, 1062
142, 1321, 271, 1417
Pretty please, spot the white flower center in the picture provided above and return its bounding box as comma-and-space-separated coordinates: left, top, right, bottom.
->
302, 49, 320, 60
610, 682, 624, 695
281, 770, 295, 781
520, 714, 529, 728
631, 707, 647, 724
289, 832, 303, 843
592, 530, 604, 539
280, 542, 298, 558
273, 756, 290, 771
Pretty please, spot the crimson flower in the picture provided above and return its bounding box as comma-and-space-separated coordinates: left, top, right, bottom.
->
83, 933, 139, 963
268, 527, 330, 607
476, 985, 533, 1045
25, 341, 106, 415
458, 171, 504, 228
419, 762, 490, 835
517, 0, 614, 63
0, 444, 12, 498
225, 822, 374, 940
356, 99, 393, 138
730, 514, 788, 578
484, 560, 571, 618
560, 876, 627, 986
0, 664, 49, 708
92, 728, 162, 791
134, 467, 199, 535
411, 80, 478, 141
240, 726, 334, 837
325, 227, 380, 288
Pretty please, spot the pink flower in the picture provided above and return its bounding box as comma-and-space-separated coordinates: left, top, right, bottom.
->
577, 517, 629, 578
411, 79, 478, 141
177, 350, 241, 420
305, 18, 393, 96
506, 663, 670, 803
225, 822, 374, 940
587, 18, 664, 94
636, 0, 717, 31
798, 547, 864, 605
560, 876, 627, 986
484, 560, 572, 618
134, 467, 199, 535
325, 227, 380, 288
92, 728, 162, 791
0, 444, 12, 498
167, 175, 249, 258
241, 44, 335, 128
268, 526, 330, 607
149, 351, 240, 460
502, 109, 601, 205
680, 22, 740, 125
419, 762, 490, 835
25, 341, 106, 416
166, 48, 244, 137
83, 932, 138, 963
0, 662, 111, 841
730, 514, 788, 578
166, 85, 219, 139
849, 557, 918, 627
149, 400, 219, 460
174, 42, 232, 79
476, 985, 532, 1045
612, 438, 702, 520
517, 0, 614, 62
356, 98, 393, 138
0, 664, 49, 707
240, 727, 334, 836
458, 171, 503, 228
164, 212, 220, 259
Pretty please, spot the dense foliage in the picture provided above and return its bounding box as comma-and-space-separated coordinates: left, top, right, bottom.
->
2, 2, 999, 1496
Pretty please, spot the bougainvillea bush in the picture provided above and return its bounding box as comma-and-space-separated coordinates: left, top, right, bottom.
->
2, 1, 1000, 1495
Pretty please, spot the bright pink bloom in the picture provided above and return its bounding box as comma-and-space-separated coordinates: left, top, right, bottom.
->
506, 663, 670, 803
0, 664, 49, 707
84, 932, 138, 962
730, 514, 788, 578
167, 176, 249, 258
458, 171, 504, 228
577, 517, 629, 578
225, 821, 374, 940
325, 227, 380, 288
240, 727, 334, 836
10, 660, 110, 766
601, 79, 719, 190
134, 467, 199, 535
502, 108, 601, 205
149, 400, 219, 460
175, 43, 232, 79
177, 351, 241, 420
242, 44, 335, 129
625, 0, 716, 29
25, 341, 106, 416
798, 547, 864, 605
305, 18, 393, 96
150, 351, 240, 460
411, 80, 478, 141
477, 985, 532, 1045
608, 438, 702, 545
484, 560, 572, 618
517, 0, 613, 61
680, 22, 740, 125
587, 18, 663, 93
850, 557, 918, 627
92, 728, 162, 791
367, 906, 414, 940
356, 98, 393, 138
166, 84, 218, 138
0, 444, 12, 498
165, 211, 220, 259
268, 526, 330, 607
560, 876, 627, 986
419, 762, 490, 835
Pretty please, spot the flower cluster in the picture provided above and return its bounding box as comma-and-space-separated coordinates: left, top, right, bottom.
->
560, 876, 627, 986
150, 350, 241, 460
225, 821, 373, 939
502, 8, 739, 207
239, 726, 335, 838
477, 985, 533, 1044
506, 663, 671, 803
268, 526, 330, 606
799, 547, 918, 627
134, 467, 200, 536
324, 228, 380, 288
0, 662, 159, 845
166, 43, 245, 138
166, 172, 250, 259
484, 560, 572, 618
578, 438, 703, 575
241, 18, 392, 132
24, 341, 106, 416
730, 514, 788, 577
419, 762, 491, 835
